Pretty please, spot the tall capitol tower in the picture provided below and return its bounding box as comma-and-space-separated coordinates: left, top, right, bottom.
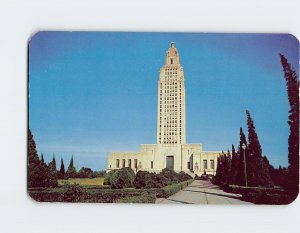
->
157, 42, 186, 145
107, 42, 221, 175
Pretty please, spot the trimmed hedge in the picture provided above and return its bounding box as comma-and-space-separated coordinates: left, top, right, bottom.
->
115, 192, 156, 203
28, 179, 194, 203
29, 185, 156, 203
134, 169, 192, 189
225, 185, 297, 205
156, 179, 194, 198
110, 167, 135, 189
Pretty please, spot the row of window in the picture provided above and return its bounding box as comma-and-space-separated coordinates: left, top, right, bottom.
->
203, 160, 215, 170
116, 159, 154, 169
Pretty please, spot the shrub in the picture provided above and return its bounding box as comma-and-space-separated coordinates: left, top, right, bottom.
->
115, 192, 156, 203
134, 169, 192, 189
62, 184, 83, 202
103, 170, 117, 185
110, 167, 135, 189
134, 171, 152, 189
156, 179, 194, 198
178, 171, 192, 182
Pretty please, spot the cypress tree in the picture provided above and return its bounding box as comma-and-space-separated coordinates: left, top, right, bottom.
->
280, 54, 299, 193
236, 127, 248, 186
229, 144, 239, 185
246, 110, 273, 187
47, 154, 58, 186
48, 154, 57, 171
28, 129, 57, 187
41, 153, 45, 165
59, 158, 65, 179
215, 156, 222, 183
223, 150, 232, 185
66, 155, 77, 179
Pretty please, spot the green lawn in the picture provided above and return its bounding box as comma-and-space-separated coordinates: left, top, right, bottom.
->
58, 177, 104, 186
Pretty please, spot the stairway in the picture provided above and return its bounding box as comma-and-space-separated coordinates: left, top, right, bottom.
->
185, 170, 196, 178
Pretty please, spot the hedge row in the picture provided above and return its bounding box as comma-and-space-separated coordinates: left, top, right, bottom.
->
115, 193, 156, 203
28, 179, 194, 203
225, 185, 297, 205
29, 185, 156, 203
156, 179, 194, 198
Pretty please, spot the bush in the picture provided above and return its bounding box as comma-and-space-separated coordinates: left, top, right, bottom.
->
103, 170, 117, 185
110, 167, 135, 189
115, 192, 156, 203
62, 184, 83, 202
156, 179, 194, 198
178, 171, 192, 182
134, 169, 192, 189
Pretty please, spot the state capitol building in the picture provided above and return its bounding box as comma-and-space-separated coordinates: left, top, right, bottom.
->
107, 42, 221, 176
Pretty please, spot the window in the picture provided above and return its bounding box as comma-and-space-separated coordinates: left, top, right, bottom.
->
151, 161, 153, 169
122, 159, 125, 168
170, 58, 173, 64
203, 160, 207, 169
134, 159, 138, 169
210, 160, 214, 170
116, 159, 120, 168
128, 159, 132, 168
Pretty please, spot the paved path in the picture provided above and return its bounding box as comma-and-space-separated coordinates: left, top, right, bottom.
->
156, 180, 252, 204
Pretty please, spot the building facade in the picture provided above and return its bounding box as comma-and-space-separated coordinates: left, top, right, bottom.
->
106, 42, 221, 176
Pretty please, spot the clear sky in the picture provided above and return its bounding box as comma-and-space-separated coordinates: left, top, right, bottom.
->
29, 32, 299, 171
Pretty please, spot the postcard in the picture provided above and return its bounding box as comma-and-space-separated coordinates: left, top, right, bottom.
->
28, 32, 299, 204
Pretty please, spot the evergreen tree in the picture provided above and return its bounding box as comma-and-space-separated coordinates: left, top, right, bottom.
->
236, 127, 248, 186
215, 151, 231, 185
48, 154, 57, 171
229, 144, 239, 185
280, 54, 299, 193
66, 155, 77, 179
246, 110, 273, 187
225, 149, 232, 184
59, 158, 65, 179
215, 156, 222, 183
28, 129, 58, 187
41, 153, 45, 165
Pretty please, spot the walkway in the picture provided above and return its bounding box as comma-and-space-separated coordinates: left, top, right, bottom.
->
155, 180, 252, 204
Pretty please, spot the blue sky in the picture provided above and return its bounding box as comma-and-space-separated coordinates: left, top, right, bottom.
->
29, 32, 299, 171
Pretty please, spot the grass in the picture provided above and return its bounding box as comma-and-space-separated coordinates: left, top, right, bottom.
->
58, 177, 105, 186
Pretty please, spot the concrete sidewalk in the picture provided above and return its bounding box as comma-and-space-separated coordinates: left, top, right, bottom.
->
155, 180, 252, 204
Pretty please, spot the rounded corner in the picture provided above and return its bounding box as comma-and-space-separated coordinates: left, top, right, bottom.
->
26, 189, 42, 203
28, 31, 44, 47
285, 189, 299, 205
286, 33, 300, 45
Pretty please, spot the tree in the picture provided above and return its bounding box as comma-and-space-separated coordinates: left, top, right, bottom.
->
48, 154, 57, 171
47, 154, 58, 186
65, 155, 77, 179
59, 158, 65, 179
236, 127, 248, 186
246, 110, 273, 187
280, 54, 299, 193
41, 153, 45, 165
214, 151, 231, 185
28, 129, 57, 187
229, 144, 239, 185
77, 167, 94, 178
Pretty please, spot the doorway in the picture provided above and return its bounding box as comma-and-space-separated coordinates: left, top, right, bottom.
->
166, 156, 174, 170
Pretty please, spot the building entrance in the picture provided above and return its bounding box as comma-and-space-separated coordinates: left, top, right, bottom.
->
166, 156, 174, 170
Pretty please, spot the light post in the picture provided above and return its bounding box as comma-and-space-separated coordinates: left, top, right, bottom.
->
242, 143, 248, 187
